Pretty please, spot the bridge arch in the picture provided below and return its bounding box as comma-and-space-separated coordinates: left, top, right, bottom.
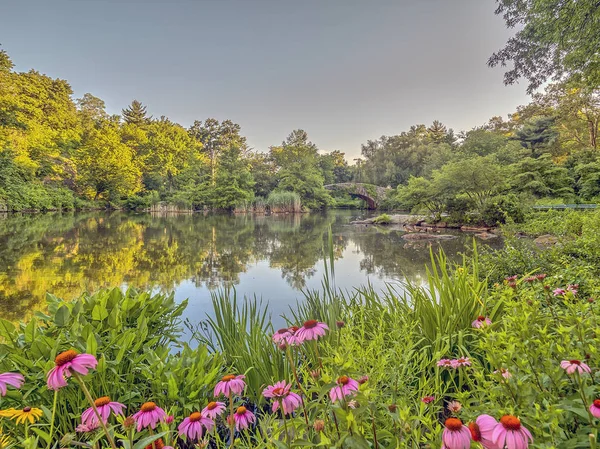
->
324, 183, 391, 210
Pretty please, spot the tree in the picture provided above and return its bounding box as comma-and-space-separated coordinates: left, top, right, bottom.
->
489, 0, 600, 92
211, 145, 254, 210
513, 116, 559, 156
511, 154, 574, 198
270, 130, 330, 209
121, 100, 150, 126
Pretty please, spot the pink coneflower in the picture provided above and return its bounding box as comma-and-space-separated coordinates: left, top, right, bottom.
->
442, 418, 471, 449
76, 422, 99, 433
492, 415, 533, 449
202, 401, 226, 419
233, 406, 256, 431
524, 276, 537, 283
472, 316, 492, 328
508, 281, 517, 289
553, 288, 566, 296
46, 350, 98, 390
451, 357, 471, 368
0, 373, 24, 396
214, 374, 246, 397
81, 396, 125, 426
272, 328, 297, 345
535, 273, 547, 280
132, 402, 167, 431
437, 359, 453, 368
505, 275, 518, 282
165, 415, 174, 424
358, 375, 369, 384
590, 399, 600, 418
447, 401, 462, 413
567, 284, 579, 295
294, 320, 329, 342
469, 415, 499, 449
494, 368, 512, 379
421, 396, 435, 404
262, 381, 302, 415
329, 376, 359, 402
178, 412, 214, 440
560, 359, 592, 375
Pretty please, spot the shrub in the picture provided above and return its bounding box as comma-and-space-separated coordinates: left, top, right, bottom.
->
372, 213, 391, 224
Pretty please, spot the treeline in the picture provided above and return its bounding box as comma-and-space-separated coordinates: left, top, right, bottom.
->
0, 49, 354, 212
354, 82, 600, 224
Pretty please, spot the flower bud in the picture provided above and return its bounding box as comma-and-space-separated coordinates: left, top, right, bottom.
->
589, 297, 595, 303
336, 320, 345, 329
313, 419, 325, 432
165, 415, 174, 424
388, 404, 397, 412
278, 342, 288, 351
122, 416, 135, 431
358, 375, 369, 384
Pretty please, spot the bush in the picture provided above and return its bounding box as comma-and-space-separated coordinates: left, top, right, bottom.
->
372, 213, 391, 224
267, 191, 302, 213
480, 193, 526, 226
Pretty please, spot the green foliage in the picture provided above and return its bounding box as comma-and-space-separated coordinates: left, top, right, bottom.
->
480, 193, 526, 226
372, 213, 391, 224
266, 191, 301, 213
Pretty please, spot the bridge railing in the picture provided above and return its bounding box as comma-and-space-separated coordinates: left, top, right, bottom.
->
532, 204, 597, 210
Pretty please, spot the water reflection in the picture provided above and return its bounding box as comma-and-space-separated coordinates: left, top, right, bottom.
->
0, 211, 497, 322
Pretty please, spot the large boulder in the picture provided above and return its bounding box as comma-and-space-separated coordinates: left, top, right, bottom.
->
401, 233, 457, 241
534, 234, 559, 247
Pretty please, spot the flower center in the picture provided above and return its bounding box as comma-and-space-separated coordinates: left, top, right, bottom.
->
141, 402, 157, 412
594, 399, 600, 408
94, 396, 111, 407
222, 374, 236, 382
189, 412, 202, 422
477, 316, 485, 321
273, 387, 284, 395
468, 422, 481, 441
207, 401, 218, 410
570, 359, 581, 365
337, 375, 350, 385
23, 406, 31, 413
304, 320, 318, 329
276, 328, 288, 334
236, 406, 247, 415
55, 349, 78, 366
289, 326, 299, 333
145, 439, 164, 449
500, 415, 521, 431
445, 418, 463, 431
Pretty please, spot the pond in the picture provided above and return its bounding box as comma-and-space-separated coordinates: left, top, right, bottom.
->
0, 210, 499, 326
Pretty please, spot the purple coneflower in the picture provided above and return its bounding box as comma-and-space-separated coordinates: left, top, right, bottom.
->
451, 357, 471, 368
437, 359, 453, 368
472, 316, 492, 328
421, 395, 435, 404
178, 412, 214, 440
553, 288, 566, 296
294, 320, 329, 343
469, 415, 499, 449
492, 415, 533, 449
214, 374, 246, 397
262, 381, 302, 415
0, 372, 24, 396
442, 418, 471, 449
494, 368, 512, 379
329, 375, 359, 402
560, 359, 591, 375
132, 402, 167, 431
81, 396, 125, 426
567, 284, 579, 295
233, 406, 255, 431
46, 350, 97, 390
272, 328, 297, 345
590, 399, 600, 418
447, 401, 462, 413
202, 401, 226, 419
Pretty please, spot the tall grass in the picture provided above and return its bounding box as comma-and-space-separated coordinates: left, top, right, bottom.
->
267, 191, 301, 213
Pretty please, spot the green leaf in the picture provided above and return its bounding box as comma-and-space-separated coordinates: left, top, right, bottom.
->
132, 431, 168, 449
55, 305, 70, 327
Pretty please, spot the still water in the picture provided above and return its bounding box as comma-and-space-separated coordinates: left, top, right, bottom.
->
0, 210, 497, 326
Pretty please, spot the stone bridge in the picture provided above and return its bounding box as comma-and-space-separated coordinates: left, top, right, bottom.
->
324, 183, 391, 209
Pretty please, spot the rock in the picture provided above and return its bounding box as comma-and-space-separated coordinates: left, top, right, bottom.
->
534, 234, 559, 247
401, 233, 457, 241
475, 232, 499, 240
461, 226, 491, 232
351, 214, 426, 226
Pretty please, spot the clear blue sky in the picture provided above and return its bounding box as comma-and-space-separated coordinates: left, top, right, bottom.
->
1, 0, 529, 159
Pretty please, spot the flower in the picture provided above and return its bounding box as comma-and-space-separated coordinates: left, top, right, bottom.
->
329, 375, 359, 402
202, 401, 226, 419
0, 406, 43, 424
494, 368, 512, 379
437, 359, 453, 368
492, 415, 533, 449
336, 320, 345, 328
214, 374, 246, 397
46, 350, 98, 390
233, 406, 256, 431
76, 423, 99, 433
0, 432, 10, 449
469, 415, 499, 449
505, 275, 518, 281
451, 357, 471, 368
447, 401, 462, 413
262, 381, 302, 415
313, 419, 325, 432
535, 273, 547, 280
590, 399, 600, 419
553, 288, 566, 296
358, 375, 369, 384
524, 276, 537, 283
560, 359, 592, 375
132, 402, 167, 431
272, 328, 296, 345
472, 316, 492, 328
122, 416, 135, 431
165, 415, 174, 424
567, 284, 579, 295
421, 395, 435, 404
0, 373, 24, 396
442, 417, 471, 449
178, 412, 214, 440
294, 320, 329, 343
144, 438, 171, 449
81, 396, 125, 427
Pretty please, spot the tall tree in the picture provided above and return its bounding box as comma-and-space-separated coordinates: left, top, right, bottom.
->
121, 100, 150, 126
489, 0, 600, 92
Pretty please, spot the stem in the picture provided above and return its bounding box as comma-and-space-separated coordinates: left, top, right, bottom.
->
281, 401, 291, 446
149, 428, 156, 449
286, 346, 310, 431
331, 409, 341, 440
576, 372, 596, 427
314, 340, 323, 370
229, 391, 235, 448
47, 389, 58, 449
73, 373, 118, 449
25, 421, 29, 439
370, 408, 379, 449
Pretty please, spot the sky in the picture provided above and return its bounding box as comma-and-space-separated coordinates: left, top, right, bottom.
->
1, 0, 530, 160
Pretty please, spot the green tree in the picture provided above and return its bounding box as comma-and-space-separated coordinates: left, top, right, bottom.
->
121, 100, 150, 126
511, 154, 574, 198
489, 0, 600, 92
